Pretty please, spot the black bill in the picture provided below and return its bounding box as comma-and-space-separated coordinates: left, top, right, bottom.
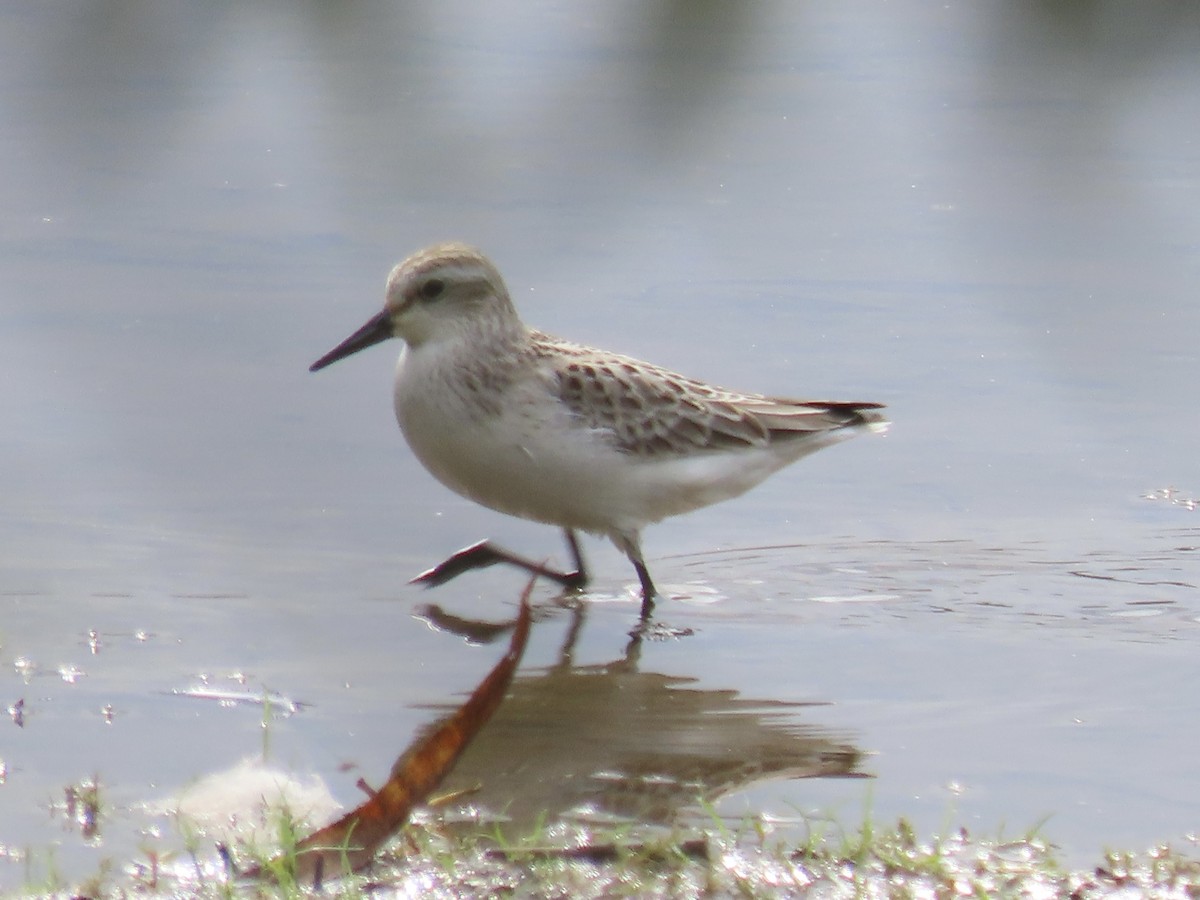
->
310, 309, 393, 372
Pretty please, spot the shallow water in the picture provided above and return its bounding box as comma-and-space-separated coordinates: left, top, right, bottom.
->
2, 1, 1199, 889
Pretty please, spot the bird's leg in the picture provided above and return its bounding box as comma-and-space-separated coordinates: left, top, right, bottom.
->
632, 560, 657, 619
561, 529, 589, 589
611, 530, 657, 619
411, 530, 588, 591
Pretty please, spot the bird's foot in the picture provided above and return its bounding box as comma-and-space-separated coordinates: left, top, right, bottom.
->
410, 540, 508, 587
411, 539, 586, 591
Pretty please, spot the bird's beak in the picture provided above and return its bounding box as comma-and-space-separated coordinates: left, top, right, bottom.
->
309, 309, 394, 372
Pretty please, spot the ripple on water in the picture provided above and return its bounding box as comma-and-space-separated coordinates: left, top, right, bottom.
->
662, 528, 1199, 643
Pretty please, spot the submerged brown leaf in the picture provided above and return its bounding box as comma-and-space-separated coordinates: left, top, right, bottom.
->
251, 580, 534, 888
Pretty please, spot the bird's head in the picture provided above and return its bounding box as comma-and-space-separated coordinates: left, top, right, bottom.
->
310, 242, 519, 372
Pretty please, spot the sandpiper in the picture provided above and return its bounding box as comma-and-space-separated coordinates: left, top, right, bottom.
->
311, 243, 887, 618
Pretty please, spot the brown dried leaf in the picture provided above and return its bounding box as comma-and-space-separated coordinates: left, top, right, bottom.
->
252, 580, 534, 887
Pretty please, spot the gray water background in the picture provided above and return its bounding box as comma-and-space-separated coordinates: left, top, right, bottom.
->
2, 1, 1198, 888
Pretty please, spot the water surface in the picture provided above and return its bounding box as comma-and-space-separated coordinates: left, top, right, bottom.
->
2, 1, 1198, 888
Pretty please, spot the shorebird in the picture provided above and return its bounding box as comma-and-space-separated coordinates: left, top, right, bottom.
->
310, 243, 887, 619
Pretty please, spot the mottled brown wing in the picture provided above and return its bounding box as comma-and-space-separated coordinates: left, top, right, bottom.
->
537, 334, 883, 458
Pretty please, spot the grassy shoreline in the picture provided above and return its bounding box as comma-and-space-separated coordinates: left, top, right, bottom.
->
17, 814, 1199, 898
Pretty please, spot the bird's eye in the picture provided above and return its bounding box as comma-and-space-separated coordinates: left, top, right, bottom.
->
420, 278, 445, 301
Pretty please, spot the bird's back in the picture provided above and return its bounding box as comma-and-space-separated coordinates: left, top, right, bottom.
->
534, 330, 887, 459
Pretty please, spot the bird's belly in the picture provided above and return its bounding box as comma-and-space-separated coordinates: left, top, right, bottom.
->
393, 363, 804, 534
395, 389, 629, 532
398, 403, 794, 537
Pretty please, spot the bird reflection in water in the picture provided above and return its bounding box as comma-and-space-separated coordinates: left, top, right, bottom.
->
413, 597, 865, 838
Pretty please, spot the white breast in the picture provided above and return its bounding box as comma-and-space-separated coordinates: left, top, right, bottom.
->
392, 342, 637, 533
390, 340, 824, 537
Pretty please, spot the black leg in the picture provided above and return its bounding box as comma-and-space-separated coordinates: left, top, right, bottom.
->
610, 529, 657, 619
633, 559, 657, 620
562, 529, 589, 587
411, 531, 588, 591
